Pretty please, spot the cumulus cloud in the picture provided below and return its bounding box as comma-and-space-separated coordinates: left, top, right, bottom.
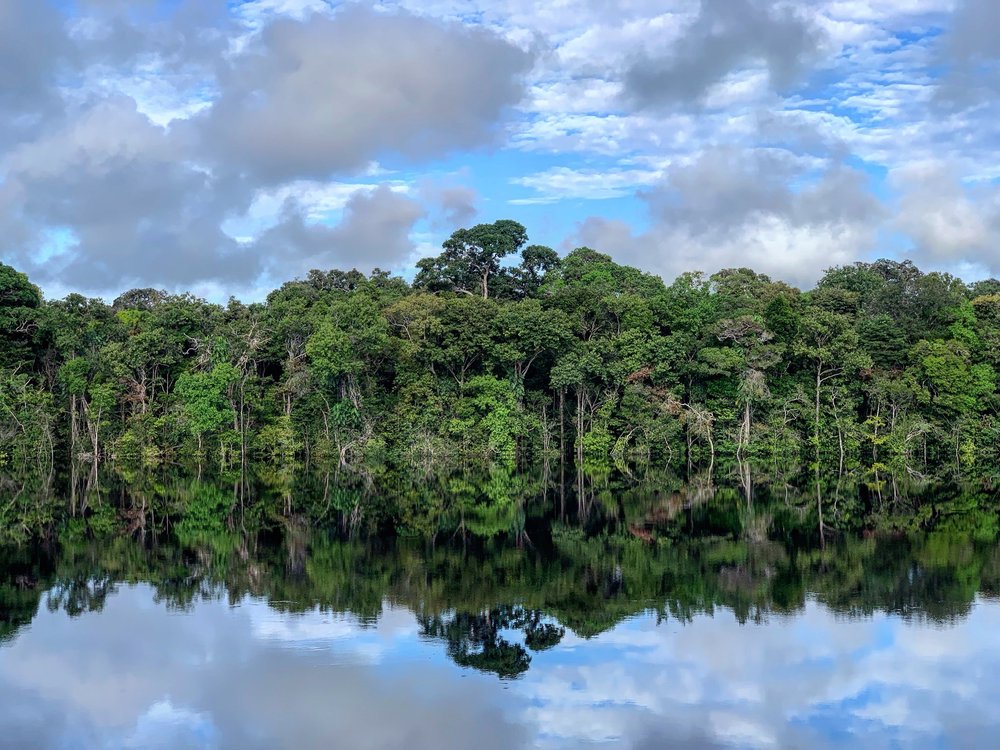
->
68, 0, 230, 70
436, 186, 480, 228
415, 181, 481, 229
0, 0, 73, 147
0, 97, 253, 292
0, 5, 531, 297
891, 161, 1000, 274
571, 148, 884, 287
624, 0, 826, 109
1, 0, 998, 296
253, 185, 426, 274
195, 7, 534, 183
947, 0, 1000, 63
936, 0, 1000, 108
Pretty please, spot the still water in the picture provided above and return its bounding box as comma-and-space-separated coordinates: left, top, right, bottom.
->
2, 471, 1000, 748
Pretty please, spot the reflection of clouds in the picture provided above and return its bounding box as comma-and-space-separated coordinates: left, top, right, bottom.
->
521, 598, 1000, 748
248, 601, 420, 665
0, 585, 231, 728
0, 586, 525, 750
125, 700, 218, 750
852, 697, 909, 728
3, 589, 1000, 748
708, 712, 777, 748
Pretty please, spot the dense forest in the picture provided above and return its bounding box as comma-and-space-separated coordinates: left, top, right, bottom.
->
3, 219, 1000, 478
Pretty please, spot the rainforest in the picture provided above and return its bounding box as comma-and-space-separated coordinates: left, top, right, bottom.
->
2, 219, 999, 486
5, 221, 1000, 747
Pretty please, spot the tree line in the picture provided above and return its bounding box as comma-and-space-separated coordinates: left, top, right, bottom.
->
2, 218, 999, 476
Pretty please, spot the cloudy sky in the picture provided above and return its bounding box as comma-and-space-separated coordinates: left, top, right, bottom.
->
1, 0, 999, 300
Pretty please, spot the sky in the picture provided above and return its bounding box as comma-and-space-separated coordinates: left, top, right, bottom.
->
2, 0, 1000, 301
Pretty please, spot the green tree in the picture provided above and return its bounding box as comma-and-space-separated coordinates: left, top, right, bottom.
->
175, 364, 238, 453
415, 220, 529, 299
795, 306, 871, 466
0, 263, 42, 370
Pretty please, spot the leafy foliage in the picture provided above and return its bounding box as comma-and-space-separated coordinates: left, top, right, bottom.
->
1, 234, 999, 476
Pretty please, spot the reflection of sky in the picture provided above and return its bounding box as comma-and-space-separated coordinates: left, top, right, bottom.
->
2, 588, 1000, 749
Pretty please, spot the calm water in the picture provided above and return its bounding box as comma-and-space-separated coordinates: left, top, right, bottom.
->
2, 471, 1000, 748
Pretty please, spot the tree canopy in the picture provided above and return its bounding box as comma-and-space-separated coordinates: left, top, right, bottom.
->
1, 229, 999, 479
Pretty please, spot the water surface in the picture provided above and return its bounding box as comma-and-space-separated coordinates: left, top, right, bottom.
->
2, 471, 999, 748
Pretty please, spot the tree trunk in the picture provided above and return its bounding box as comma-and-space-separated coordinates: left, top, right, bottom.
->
831, 391, 845, 474
558, 387, 565, 463
70, 394, 79, 460
815, 364, 822, 466
873, 399, 880, 463
816, 478, 825, 550
707, 423, 715, 475
90, 410, 100, 462
738, 399, 751, 459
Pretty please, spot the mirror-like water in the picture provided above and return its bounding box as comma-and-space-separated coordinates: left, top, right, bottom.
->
5, 586, 1000, 749
2, 469, 1000, 748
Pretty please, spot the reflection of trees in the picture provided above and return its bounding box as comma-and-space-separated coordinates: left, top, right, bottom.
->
46, 578, 116, 617
0, 583, 40, 644
419, 606, 564, 679
804, 534, 983, 623
3, 467, 1000, 675
421, 609, 526, 679
0, 545, 50, 644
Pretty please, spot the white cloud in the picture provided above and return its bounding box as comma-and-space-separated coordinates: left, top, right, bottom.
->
512, 165, 667, 201
891, 160, 1000, 274
1, 0, 999, 297
570, 147, 884, 287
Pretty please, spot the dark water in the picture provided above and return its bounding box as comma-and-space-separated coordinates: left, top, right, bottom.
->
2, 470, 1000, 748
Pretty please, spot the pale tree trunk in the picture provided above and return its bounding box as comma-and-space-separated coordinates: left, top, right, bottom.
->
558, 387, 565, 462
815, 364, 823, 466
737, 400, 751, 459
70, 394, 79, 460
831, 391, 845, 475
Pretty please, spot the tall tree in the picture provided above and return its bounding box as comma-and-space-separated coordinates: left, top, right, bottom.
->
0, 262, 43, 370
415, 220, 528, 299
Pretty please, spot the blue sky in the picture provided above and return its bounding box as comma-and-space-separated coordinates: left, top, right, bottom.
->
2, 0, 999, 300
